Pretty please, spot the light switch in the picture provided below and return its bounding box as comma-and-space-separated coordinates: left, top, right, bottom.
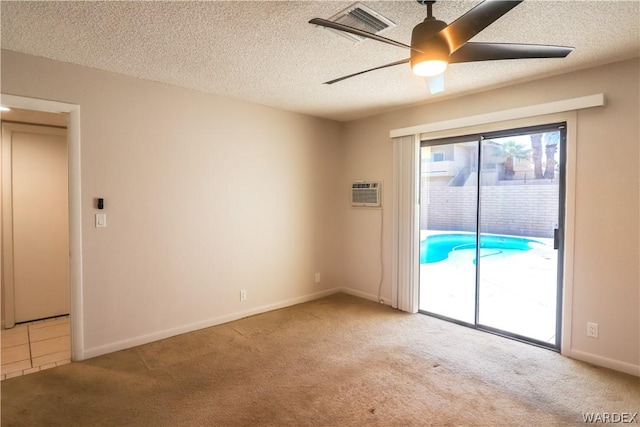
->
96, 213, 107, 228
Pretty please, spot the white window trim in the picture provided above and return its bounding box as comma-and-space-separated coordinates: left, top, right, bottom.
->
390, 94, 604, 138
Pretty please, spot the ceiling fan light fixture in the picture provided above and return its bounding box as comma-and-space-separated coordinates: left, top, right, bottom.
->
410, 17, 450, 77
412, 59, 447, 77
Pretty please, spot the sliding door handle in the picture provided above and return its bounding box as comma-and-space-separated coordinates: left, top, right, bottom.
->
553, 228, 560, 250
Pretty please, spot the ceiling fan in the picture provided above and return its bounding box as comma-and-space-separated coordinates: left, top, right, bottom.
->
309, 0, 574, 94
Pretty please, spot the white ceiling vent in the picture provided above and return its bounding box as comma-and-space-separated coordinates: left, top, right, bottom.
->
327, 2, 396, 43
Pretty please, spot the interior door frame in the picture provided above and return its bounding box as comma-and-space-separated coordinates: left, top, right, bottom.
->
415, 111, 578, 355
1, 94, 84, 361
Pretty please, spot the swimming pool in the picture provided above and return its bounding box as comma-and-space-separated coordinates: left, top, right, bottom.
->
420, 233, 540, 264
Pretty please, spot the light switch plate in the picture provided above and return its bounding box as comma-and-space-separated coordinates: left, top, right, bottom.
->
96, 213, 107, 228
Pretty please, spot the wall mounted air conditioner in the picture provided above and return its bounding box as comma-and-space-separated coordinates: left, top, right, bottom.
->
351, 181, 381, 207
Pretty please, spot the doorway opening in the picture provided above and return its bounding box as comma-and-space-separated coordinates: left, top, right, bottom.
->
419, 123, 566, 349
1, 108, 72, 379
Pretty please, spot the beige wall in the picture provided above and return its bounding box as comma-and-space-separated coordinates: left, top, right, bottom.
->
1, 50, 344, 355
341, 58, 639, 372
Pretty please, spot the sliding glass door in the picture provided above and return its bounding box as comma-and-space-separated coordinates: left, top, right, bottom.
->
419, 124, 565, 349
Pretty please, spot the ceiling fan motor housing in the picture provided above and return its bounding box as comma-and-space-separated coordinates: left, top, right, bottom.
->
410, 18, 449, 69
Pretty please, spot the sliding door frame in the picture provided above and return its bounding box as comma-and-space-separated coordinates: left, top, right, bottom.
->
417, 116, 574, 352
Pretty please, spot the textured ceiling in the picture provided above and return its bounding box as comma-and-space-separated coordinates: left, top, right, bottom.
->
2, 1, 639, 122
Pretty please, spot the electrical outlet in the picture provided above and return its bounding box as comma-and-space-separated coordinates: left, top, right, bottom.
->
587, 322, 598, 338
240, 289, 247, 301
314, 273, 321, 284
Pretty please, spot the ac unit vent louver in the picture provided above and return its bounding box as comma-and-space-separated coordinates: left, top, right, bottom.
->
351, 181, 382, 207
327, 3, 396, 43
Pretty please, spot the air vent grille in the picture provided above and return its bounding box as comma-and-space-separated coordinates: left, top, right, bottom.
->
338, 8, 388, 33
327, 3, 396, 43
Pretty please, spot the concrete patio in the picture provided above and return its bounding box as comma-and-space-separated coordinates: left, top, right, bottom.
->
419, 232, 557, 344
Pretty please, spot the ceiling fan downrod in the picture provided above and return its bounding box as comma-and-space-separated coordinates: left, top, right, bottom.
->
417, 0, 436, 20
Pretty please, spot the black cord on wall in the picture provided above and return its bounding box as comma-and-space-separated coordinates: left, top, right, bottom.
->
377, 207, 384, 304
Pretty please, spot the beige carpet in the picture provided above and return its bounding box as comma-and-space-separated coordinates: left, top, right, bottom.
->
1, 293, 638, 426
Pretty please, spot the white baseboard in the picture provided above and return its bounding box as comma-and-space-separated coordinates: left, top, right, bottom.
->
567, 349, 640, 377
82, 288, 342, 360
339, 287, 391, 306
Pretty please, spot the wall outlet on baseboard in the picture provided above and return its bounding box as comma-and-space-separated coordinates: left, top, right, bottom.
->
587, 322, 598, 338
314, 273, 321, 284
240, 289, 247, 301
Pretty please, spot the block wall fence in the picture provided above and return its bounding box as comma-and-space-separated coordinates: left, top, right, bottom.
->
420, 184, 559, 238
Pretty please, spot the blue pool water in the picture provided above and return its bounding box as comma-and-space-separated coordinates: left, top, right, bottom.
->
420, 233, 539, 264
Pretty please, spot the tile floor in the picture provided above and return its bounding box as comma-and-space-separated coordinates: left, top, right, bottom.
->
1, 315, 71, 380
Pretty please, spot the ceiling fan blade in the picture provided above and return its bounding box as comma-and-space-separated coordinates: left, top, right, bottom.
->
449, 42, 574, 63
323, 59, 411, 84
438, 0, 523, 54
426, 74, 445, 94
309, 18, 416, 51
